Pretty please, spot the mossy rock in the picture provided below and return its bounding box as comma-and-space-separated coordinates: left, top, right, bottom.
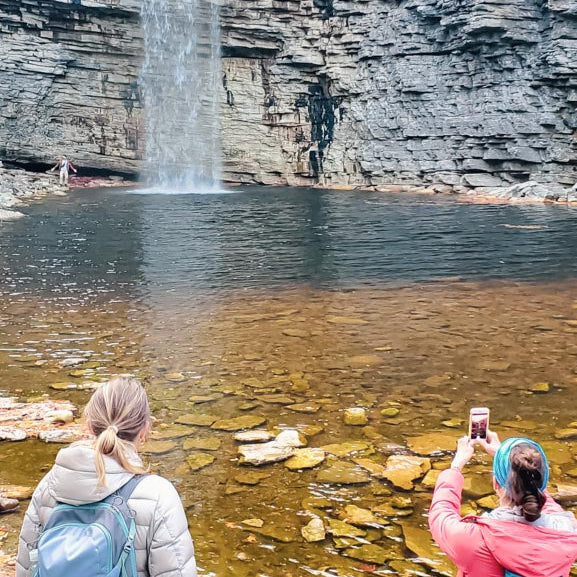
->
285, 448, 326, 470
316, 461, 370, 485
342, 543, 391, 565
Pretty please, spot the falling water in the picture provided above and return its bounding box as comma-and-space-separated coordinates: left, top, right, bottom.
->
140, 0, 222, 192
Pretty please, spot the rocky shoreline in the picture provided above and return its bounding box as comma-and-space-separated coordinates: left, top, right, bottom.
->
2, 165, 576, 221
0, 164, 134, 221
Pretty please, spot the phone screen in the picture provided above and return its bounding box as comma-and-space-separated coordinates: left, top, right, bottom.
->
469, 407, 490, 440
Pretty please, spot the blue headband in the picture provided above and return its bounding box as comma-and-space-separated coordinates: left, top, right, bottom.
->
493, 437, 549, 491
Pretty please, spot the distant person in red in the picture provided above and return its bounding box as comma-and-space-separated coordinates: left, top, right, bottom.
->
50, 156, 77, 186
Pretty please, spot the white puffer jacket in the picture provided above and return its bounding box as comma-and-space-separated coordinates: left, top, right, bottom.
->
16, 444, 197, 577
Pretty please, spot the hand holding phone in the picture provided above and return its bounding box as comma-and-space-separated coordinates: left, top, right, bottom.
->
469, 407, 490, 440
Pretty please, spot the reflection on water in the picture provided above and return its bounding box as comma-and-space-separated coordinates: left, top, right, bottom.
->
1, 187, 577, 300
1, 188, 577, 576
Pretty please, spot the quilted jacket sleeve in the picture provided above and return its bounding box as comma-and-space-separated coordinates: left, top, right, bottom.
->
428, 468, 483, 572
16, 476, 50, 577
147, 478, 197, 577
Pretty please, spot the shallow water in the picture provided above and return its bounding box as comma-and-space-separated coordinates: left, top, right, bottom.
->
1, 187, 577, 577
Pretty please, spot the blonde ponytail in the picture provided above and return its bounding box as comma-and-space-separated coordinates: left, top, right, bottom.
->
84, 376, 151, 487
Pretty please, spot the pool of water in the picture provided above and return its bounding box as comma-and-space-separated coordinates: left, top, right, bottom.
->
1, 187, 577, 577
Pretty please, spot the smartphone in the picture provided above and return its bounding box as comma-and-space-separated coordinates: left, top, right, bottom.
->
469, 407, 490, 440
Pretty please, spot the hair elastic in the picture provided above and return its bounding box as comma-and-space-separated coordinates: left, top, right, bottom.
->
108, 425, 119, 434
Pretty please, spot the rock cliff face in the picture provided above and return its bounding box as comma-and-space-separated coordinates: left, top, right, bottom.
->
2, 0, 577, 188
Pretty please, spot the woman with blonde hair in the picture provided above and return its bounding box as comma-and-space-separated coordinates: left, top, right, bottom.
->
16, 376, 196, 577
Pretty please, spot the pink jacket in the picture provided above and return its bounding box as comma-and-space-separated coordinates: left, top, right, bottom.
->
429, 468, 577, 577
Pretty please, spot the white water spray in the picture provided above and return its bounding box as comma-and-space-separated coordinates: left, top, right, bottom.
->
140, 0, 222, 193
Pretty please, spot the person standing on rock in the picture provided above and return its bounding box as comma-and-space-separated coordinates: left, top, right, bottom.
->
429, 431, 577, 577
49, 156, 77, 186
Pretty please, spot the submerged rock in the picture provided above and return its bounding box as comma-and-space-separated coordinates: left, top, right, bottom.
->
342, 543, 390, 565
186, 453, 215, 471
238, 441, 294, 466
212, 415, 267, 431
320, 441, 370, 457
382, 455, 431, 490
301, 517, 326, 542
344, 407, 369, 426
339, 505, 381, 527
326, 518, 366, 538
316, 461, 371, 485
401, 524, 454, 576
285, 448, 326, 470
233, 430, 274, 443
142, 440, 178, 455
406, 433, 457, 456
176, 414, 218, 427
182, 437, 221, 451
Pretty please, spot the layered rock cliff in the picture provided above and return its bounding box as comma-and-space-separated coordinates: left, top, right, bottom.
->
2, 0, 577, 188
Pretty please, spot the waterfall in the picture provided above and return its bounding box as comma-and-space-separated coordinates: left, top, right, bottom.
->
140, 0, 222, 192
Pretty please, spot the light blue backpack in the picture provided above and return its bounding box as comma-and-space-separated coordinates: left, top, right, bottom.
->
32, 475, 146, 577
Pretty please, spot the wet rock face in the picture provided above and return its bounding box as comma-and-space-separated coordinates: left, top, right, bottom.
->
2, 0, 577, 188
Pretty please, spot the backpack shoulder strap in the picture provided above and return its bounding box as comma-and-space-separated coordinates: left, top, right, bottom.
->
115, 474, 149, 504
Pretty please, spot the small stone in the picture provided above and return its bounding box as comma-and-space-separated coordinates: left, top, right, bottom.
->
39, 429, 84, 443
183, 437, 221, 451
555, 429, 577, 440
0, 485, 33, 500
151, 425, 194, 440
531, 382, 550, 393
463, 473, 493, 498
142, 440, 178, 455
238, 441, 295, 466
380, 407, 400, 417
186, 453, 215, 471
441, 418, 463, 428
275, 429, 307, 448
342, 544, 390, 565
326, 518, 366, 537
286, 403, 320, 413
176, 414, 218, 427
421, 469, 442, 488
246, 525, 299, 543
211, 415, 267, 431
242, 518, 264, 528
301, 495, 333, 509
477, 494, 499, 509
0, 497, 18, 513
401, 524, 455, 575
320, 441, 370, 457
301, 518, 326, 542
45, 410, 74, 424
382, 455, 431, 490
0, 428, 27, 441
258, 394, 296, 405
233, 430, 274, 443
339, 505, 380, 526
352, 458, 386, 478
188, 394, 223, 404
166, 373, 186, 381
49, 382, 78, 391
406, 433, 457, 455
285, 448, 326, 470
344, 407, 369, 426
348, 355, 382, 366
59, 357, 85, 367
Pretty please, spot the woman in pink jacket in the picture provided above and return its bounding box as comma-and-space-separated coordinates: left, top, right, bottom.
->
429, 432, 577, 577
